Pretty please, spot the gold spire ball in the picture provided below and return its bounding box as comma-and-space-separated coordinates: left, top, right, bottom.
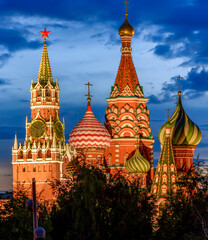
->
119, 1, 135, 37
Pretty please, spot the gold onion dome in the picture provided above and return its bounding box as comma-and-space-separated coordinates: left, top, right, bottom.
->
119, 14, 135, 37
125, 148, 150, 174
158, 94, 202, 146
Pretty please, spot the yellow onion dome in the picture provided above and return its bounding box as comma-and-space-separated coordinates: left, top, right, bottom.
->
158, 95, 202, 146
172, 97, 202, 146
66, 157, 79, 177
119, 14, 135, 37
125, 148, 150, 174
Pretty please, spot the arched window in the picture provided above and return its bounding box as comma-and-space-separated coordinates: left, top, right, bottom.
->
171, 175, 176, 183
46, 149, 51, 158
18, 151, 23, 160
163, 164, 167, 172
27, 150, 32, 159
46, 88, 50, 97
22, 167, 25, 172
153, 186, 157, 194
161, 185, 167, 195
33, 166, 36, 172
170, 164, 175, 172
37, 150, 42, 159
106, 154, 112, 166
162, 175, 167, 183
38, 90, 42, 97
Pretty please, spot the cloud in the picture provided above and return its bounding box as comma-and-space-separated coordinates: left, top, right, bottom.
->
148, 67, 208, 103
0, 28, 41, 52
0, 78, 10, 85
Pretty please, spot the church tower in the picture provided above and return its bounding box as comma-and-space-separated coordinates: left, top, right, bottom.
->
12, 29, 66, 199
105, 4, 154, 179
152, 122, 178, 204
158, 76, 202, 174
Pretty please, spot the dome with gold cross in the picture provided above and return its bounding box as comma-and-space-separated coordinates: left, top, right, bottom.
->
119, 1, 134, 37
69, 83, 111, 149
158, 76, 202, 146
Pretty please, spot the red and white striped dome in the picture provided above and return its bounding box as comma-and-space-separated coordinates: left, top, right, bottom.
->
69, 104, 111, 149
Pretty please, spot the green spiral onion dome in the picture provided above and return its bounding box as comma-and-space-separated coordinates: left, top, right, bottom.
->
66, 157, 79, 177
158, 94, 202, 146
125, 148, 150, 174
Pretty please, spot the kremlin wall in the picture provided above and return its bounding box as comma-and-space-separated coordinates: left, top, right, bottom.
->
11, 10, 202, 204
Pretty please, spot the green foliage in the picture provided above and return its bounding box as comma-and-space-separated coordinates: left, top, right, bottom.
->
50, 166, 153, 240
0, 190, 33, 240
0, 164, 208, 240
153, 194, 207, 240
0, 190, 52, 240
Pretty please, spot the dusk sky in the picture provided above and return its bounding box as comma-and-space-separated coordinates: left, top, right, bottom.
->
0, 0, 208, 191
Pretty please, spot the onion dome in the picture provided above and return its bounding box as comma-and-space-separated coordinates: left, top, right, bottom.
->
69, 100, 111, 149
66, 158, 79, 177
158, 92, 202, 146
119, 14, 135, 37
125, 148, 150, 174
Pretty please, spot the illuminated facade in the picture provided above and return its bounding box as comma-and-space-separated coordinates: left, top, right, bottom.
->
12, 8, 202, 200
12, 29, 74, 200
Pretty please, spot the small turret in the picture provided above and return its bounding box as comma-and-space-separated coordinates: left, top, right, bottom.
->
13, 133, 18, 150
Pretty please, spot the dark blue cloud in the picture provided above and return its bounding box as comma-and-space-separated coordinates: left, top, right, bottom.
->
0, 0, 207, 68
149, 67, 208, 104
0, 78, 10, 85
0, 28, 41, 52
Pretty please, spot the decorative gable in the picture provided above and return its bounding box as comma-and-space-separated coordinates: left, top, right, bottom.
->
110, 85, 120, 98
120, 84, 134, 96
134, 85, 144, 97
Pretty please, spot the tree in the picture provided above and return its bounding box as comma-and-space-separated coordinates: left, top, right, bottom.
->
50, 166, 153, 240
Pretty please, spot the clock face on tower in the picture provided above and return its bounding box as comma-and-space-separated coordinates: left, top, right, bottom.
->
29, 119, 46, 139
54, 120, 64, 140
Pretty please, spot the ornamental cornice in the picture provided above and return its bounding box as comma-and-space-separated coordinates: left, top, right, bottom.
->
110, 138, 154, 144
31, 105, 59, 110
106, 97, 148, 103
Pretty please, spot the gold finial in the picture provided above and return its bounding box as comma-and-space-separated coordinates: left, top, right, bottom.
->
166, 108, 171, 120
176, 75, 183, 96
124, 0, 129, 16
85, 82, 93, 105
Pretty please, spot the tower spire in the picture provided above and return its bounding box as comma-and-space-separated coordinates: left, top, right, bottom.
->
38, 28, 53, 85
111, 4, 143, 97
14, 133, 18, 150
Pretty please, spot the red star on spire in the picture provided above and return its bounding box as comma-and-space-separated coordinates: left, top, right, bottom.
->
40, 28, 51, 38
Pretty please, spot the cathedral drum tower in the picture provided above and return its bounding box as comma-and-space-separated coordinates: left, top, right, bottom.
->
12, 29, 66, 199
105, 4, 154, 180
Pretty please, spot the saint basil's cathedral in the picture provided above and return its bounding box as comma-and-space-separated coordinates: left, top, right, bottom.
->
11, 7, 202, 203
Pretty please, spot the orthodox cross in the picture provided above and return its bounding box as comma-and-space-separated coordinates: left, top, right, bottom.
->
176, 75, 183, 93
124, 0, 129, 14
166, 108, 171, 120
85, 82, 93, 100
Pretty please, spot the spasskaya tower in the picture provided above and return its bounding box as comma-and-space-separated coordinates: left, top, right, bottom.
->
12, 29, 66, 199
